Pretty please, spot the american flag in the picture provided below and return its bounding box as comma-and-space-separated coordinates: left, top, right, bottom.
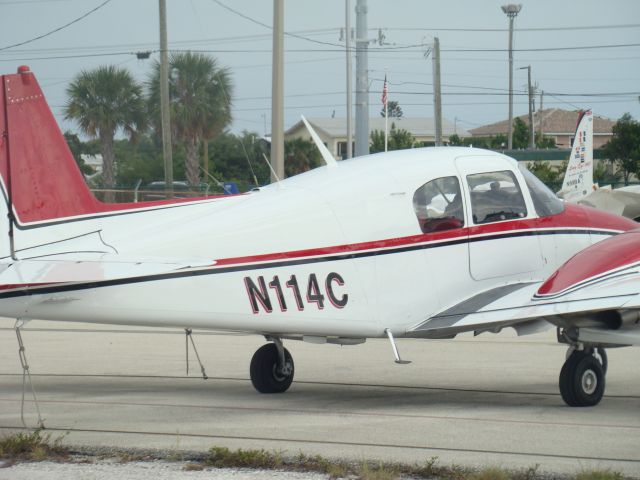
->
381, 75, 388, 106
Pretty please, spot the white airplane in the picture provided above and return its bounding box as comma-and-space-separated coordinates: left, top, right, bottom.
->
1, 67, 639, 407
559, 109, 640, 221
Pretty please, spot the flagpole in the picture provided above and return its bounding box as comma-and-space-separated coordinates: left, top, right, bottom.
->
384, 101, 388, 152
383, 72, 388, 152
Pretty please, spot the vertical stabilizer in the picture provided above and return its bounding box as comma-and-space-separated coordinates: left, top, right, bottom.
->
0, 66, 103, 226
559, 110, 594, 203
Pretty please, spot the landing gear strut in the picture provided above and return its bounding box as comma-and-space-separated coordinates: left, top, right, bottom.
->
559, 347, 607, 407
250, 338, 294, 393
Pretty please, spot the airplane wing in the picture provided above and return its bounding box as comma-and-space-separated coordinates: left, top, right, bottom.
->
578, 188, 640, 221
407, 229, 640, 346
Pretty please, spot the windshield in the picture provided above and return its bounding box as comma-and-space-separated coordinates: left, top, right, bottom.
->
518, 164, 565, 217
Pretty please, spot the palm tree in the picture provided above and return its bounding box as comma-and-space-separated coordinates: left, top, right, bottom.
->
148, 52, 233, 187
65, 65, 146, 202
284, 138, 322, 177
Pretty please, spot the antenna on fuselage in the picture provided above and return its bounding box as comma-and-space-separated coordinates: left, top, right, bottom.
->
262, 153, 282, 184
301, 115, 338, 168
200, 167, 232, 194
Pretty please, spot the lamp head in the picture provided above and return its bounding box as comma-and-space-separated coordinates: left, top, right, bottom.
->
501, 4, 522, 17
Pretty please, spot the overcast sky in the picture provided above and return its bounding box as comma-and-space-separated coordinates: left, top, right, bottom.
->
1, 0, 639, 137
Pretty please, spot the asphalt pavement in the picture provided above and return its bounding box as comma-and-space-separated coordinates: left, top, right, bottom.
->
0, 319, 639, 477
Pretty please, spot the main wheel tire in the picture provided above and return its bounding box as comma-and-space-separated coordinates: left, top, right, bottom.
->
559, 351, 605, 407
250, 343, 294, 394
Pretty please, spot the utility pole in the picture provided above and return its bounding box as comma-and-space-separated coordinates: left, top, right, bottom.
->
519, 65, 534, 149
345, 0, 353, 159
539, 89, 544, 137
355, 0, 369, 157
159, 0, 173, 196
501, 4, 522, 150
432, 37, 442, 146
271, 0, 284, 181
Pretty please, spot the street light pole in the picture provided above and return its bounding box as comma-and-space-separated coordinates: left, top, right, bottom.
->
271, 0, 284, 182
345, 0, 353, 159
159, 0, 173, 197
501, 4, 521, 150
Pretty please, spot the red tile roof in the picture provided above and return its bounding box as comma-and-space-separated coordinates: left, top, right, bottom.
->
469, 109, 615, 136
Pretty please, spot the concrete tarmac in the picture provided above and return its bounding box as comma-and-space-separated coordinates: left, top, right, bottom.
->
1, 319, 639, 477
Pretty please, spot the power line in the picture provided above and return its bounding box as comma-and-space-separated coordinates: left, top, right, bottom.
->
443, 42, 640, 53
0, 51, 137, 62
0, 0, 72, 4
382, 23, 640, 33
0, 28, 340, 57
210, 0, 345, 49
0, 0, 112, 52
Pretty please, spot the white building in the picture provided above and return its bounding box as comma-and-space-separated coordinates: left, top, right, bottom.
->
285, 117, 469, 160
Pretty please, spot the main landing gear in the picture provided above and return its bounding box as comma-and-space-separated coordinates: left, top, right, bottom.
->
250, 338, 294, 393
559, 346, 608, 407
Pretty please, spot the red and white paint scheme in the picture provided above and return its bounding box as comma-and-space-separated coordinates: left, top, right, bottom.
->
1, 67, 639, 406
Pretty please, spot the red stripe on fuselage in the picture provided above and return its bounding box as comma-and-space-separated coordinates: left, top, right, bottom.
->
214, 204, 636, 267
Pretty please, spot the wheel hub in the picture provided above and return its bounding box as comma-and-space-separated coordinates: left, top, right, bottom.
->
273, 361, 293, 381
581, 369, 598, 395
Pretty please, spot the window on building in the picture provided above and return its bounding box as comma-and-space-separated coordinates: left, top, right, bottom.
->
413, 176, 464, 233
336, 141, 355, 160
466, 170, 527, 224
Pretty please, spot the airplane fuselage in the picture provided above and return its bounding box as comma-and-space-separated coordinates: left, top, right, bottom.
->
1, 148, 635, 340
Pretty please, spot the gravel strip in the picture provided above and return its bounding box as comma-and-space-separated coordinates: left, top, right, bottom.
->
0, 460, 331, 480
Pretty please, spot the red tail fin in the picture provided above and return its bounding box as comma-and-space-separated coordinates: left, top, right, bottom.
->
0, 66, 104, 225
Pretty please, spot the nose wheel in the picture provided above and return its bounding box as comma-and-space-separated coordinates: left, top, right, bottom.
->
559, 348, 606, 407
250, 341, 294, 393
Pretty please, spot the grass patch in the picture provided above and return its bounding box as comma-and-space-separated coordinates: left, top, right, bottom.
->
0, 430, 68, 462
202, 446, 284, 469
359, 460, 400, 480
0, 436, 630, 480
468, 466, 512, 480
187, 448, 632, 480
575, 469, 625, 480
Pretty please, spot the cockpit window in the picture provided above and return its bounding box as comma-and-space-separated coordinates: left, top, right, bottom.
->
518, 164, 565, 217
467, 170, 527, 224
413, 176, 464, 233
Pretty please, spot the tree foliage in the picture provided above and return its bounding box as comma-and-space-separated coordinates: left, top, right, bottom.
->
64, 131, 97, 176
380, 100, 403, 119
64, 65, 146, 201
207, 131, 270, 190
148, 52, 233, 187
602, 113, 640, 185
370, 124, 415, 153
284, 138, 322, 177
527, 160, 562, 190
449, 120, 554, 150
594, 160, 623, 187
512, 117, 529, 149
447, 133, 507, 149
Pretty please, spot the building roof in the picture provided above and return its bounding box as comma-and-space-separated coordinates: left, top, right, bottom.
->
469, 108, 615, 136
286, 117, 470, 138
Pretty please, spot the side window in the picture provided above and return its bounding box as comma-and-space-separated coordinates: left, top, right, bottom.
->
413, 176, 464, 233
467, 170, 527, 224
